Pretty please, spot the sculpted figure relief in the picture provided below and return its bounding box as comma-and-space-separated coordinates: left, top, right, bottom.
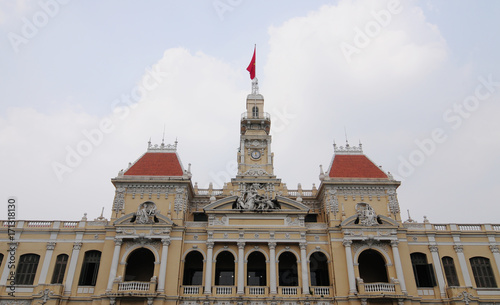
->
355, 202, 379, 226
234, 185, 280, 211
135, 201, 158, 224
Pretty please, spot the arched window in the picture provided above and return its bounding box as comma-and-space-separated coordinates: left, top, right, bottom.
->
78, 250, 101, 286
16, 254, 40, 285
310, 252, 330, 286
411, 253, 436, 287
247, 252, 266, 286
442, 256, 459, 286
358, 249, 388, 283
183, 251, 204, 285
278, 252, 298, 286
51, 254, 69, 284
125, 248, 155, 282
252, 106, 259, 118
215, 251, 235, 285
470, 257, 497, 288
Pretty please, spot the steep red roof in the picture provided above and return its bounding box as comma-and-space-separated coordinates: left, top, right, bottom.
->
329, 154, 388, 179
124, 152, 184, 176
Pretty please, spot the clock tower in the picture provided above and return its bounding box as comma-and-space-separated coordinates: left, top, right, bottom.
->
235, 78, 277, 181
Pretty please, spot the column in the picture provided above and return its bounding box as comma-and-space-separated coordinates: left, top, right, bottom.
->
454, 245, 472, 287
38, 242, 56, 284
390, 240, 407, 293
237, 242, 245, 294
0, 242, 18, 285
429, 245, 446, 297
489, 245, 500, 279
106, 238, 123, 291
64, 242, 82, 293
343, 239, 357, 294
300, 242, 310, 295
157, 238, 171, 292
269, 242, 277, 294
204, 242, 214, 294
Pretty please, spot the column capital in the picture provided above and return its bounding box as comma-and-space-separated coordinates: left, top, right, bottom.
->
8, 242, 19, 250
490, 245, 499, 254
114, 238, 123, 246
390, 240, 399, 247
268, 242, 277, 250
237, 242, 245, 249
207, 241, 215, 249
343, 239, 352, 247
162, 238, 171, 246
46, 242, 56, 250
454, 244, 464, 253
299, 242, 307, 250
429, 245, 439, 252
73, 242, 83, 250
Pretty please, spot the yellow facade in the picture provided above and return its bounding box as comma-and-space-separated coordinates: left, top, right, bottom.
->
1, 81, 500, 305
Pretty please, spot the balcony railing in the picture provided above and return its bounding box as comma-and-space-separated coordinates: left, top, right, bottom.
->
183, 286, 201, 295
312, 286, 331, 296
364, 283, 395, 292
281, 287, 298, 295
241, 112, 270, 121
118, 282, 150, 291
215, 286, 233, 295
248, 286, 266, 295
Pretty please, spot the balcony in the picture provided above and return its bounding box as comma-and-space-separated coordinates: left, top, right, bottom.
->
215, 286, 234, 295
357, 278, 401, 295
281, 287, 299, 295
183, 285, 202, 295
312, 286, 331, 296
113, 278, 157, 295
241, 112, 270, 121
247, 286, 267, 295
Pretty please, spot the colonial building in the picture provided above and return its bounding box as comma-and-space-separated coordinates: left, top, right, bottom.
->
1, 80, 500, 305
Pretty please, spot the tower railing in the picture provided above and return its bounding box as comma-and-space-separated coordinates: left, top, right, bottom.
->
241, 112, 270, 120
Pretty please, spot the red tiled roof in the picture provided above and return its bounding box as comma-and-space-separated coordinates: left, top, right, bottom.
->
124, 152, 184, 176
329, 155, 388, 179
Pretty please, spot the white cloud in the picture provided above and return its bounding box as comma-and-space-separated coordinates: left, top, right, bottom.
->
2, 0, 499, 224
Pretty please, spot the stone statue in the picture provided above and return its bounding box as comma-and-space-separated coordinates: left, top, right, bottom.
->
235, 186, 279, 211
135, 201, 158, 224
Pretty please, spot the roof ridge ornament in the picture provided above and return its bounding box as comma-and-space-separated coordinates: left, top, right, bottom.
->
147, 139, 177, 152
333, 140, 363, 155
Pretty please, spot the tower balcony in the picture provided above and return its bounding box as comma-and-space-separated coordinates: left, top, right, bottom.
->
241, 111, 271, 121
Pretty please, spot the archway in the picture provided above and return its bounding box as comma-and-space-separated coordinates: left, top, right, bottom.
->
124, 248, 155, 281
247, 251, 266, 286
358, 249, 388, 283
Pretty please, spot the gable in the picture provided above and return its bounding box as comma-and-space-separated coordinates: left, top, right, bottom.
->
204, 195, 310, 214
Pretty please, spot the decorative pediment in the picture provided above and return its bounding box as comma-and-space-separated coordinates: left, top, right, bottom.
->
113, 212, 174, 226
204, 195, 309, 214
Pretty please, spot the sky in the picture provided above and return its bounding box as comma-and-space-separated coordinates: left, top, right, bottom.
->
0, 0, 499, 223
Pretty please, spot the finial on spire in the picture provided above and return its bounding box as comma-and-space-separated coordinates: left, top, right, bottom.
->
344, 126, 349, 146
251, 78, 259, 94
162, 124, 166, 145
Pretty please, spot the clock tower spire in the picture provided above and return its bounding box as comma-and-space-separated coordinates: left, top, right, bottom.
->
235, 78, 277, 180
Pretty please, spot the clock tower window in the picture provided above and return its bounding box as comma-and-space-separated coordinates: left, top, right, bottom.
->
252, 106, 259, 118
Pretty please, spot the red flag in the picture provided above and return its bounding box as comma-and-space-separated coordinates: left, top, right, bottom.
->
246, 46, 256, 80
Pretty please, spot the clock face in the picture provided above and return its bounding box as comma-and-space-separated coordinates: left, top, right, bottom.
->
251, 150, 261, 159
